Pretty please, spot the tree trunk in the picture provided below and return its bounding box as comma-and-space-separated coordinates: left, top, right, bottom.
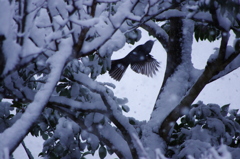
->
141, 19, 195, 155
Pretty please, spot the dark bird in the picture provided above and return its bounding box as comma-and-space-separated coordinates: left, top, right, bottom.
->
109, 40, 160, 81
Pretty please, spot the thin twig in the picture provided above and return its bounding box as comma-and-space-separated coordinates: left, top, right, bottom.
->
21, 141, 34, 159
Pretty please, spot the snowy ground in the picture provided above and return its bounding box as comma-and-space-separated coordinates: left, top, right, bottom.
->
13, 31, 240, 158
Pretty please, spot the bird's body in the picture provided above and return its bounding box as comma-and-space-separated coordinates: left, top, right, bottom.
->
109, 40, 160, 81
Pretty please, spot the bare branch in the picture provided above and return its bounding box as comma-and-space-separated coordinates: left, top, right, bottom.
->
217, 32, 230, 61
21, 141, 34, 159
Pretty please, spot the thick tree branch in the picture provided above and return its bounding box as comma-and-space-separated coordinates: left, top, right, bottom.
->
209, 53, 240, 83
0, 38, 72, 155
159, 18, 183, 93
160, 31, 230, 142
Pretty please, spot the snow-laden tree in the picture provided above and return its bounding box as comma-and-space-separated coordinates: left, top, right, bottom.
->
0, 0, 240, 159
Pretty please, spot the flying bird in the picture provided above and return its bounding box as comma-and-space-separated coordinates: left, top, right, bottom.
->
109, 40, 160, 81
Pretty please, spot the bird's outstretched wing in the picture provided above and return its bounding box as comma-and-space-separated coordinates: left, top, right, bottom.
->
109, 59, 129, 81
130, 55, 160, 77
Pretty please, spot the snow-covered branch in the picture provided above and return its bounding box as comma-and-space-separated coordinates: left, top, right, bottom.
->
0, 38, 72, 156
210, 6, 231, 31
151, 18, 195, 142
155, 9, 213, 24
69, 17, 100, 28
1, 0, 240, 158
78, 0, 139, 57
96, 0, 119, 2
159, 30, 237, 142
209, 50, 240, 82
3, 71, 107, 114
78, 0, 172, 57
205, 32, 240, 82
72, 71, 143, 158
49, 96, 107, 113
54, 105, 133, 159
141, 20, 169, 51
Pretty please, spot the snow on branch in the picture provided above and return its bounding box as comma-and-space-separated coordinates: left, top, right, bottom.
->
109, 0, 138, 28
212, 8, 232, 31
78, 0, 175, 57
141, 20, 169, 51
0, 0, 21, 76
204, 32, 240, 83
98, 124, 133, 159
192, 12, 213, 23
155, 9, 213, 24
159, 31, 237, 143
97, 0, 119, 2
49, 96, 107, 113
69, 17, 100, 28
72, 71, 143, 158
79, 0, 154, 56
3, 71, 107, 114
209, 49, 240, 83
55, 105, 133, 159
132, 133, 150, 159
0, 38, 72, 155
3, 72, 35, 101
155, 9, 186, 20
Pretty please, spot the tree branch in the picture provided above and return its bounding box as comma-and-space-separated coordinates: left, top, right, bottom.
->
159, 18, 183, 91
141, 21, 169, 51
72, 72, 141, 158
52, 104, 131, 159
0, 38, 72, 155
49, 96, 107, 113
21, 141, 34, 159
159, 31, 231, 142
209, 53, 240, 83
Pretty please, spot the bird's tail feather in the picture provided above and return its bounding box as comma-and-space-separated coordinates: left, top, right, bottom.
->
131, 55, 160, 77
109, 59, 129, 81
